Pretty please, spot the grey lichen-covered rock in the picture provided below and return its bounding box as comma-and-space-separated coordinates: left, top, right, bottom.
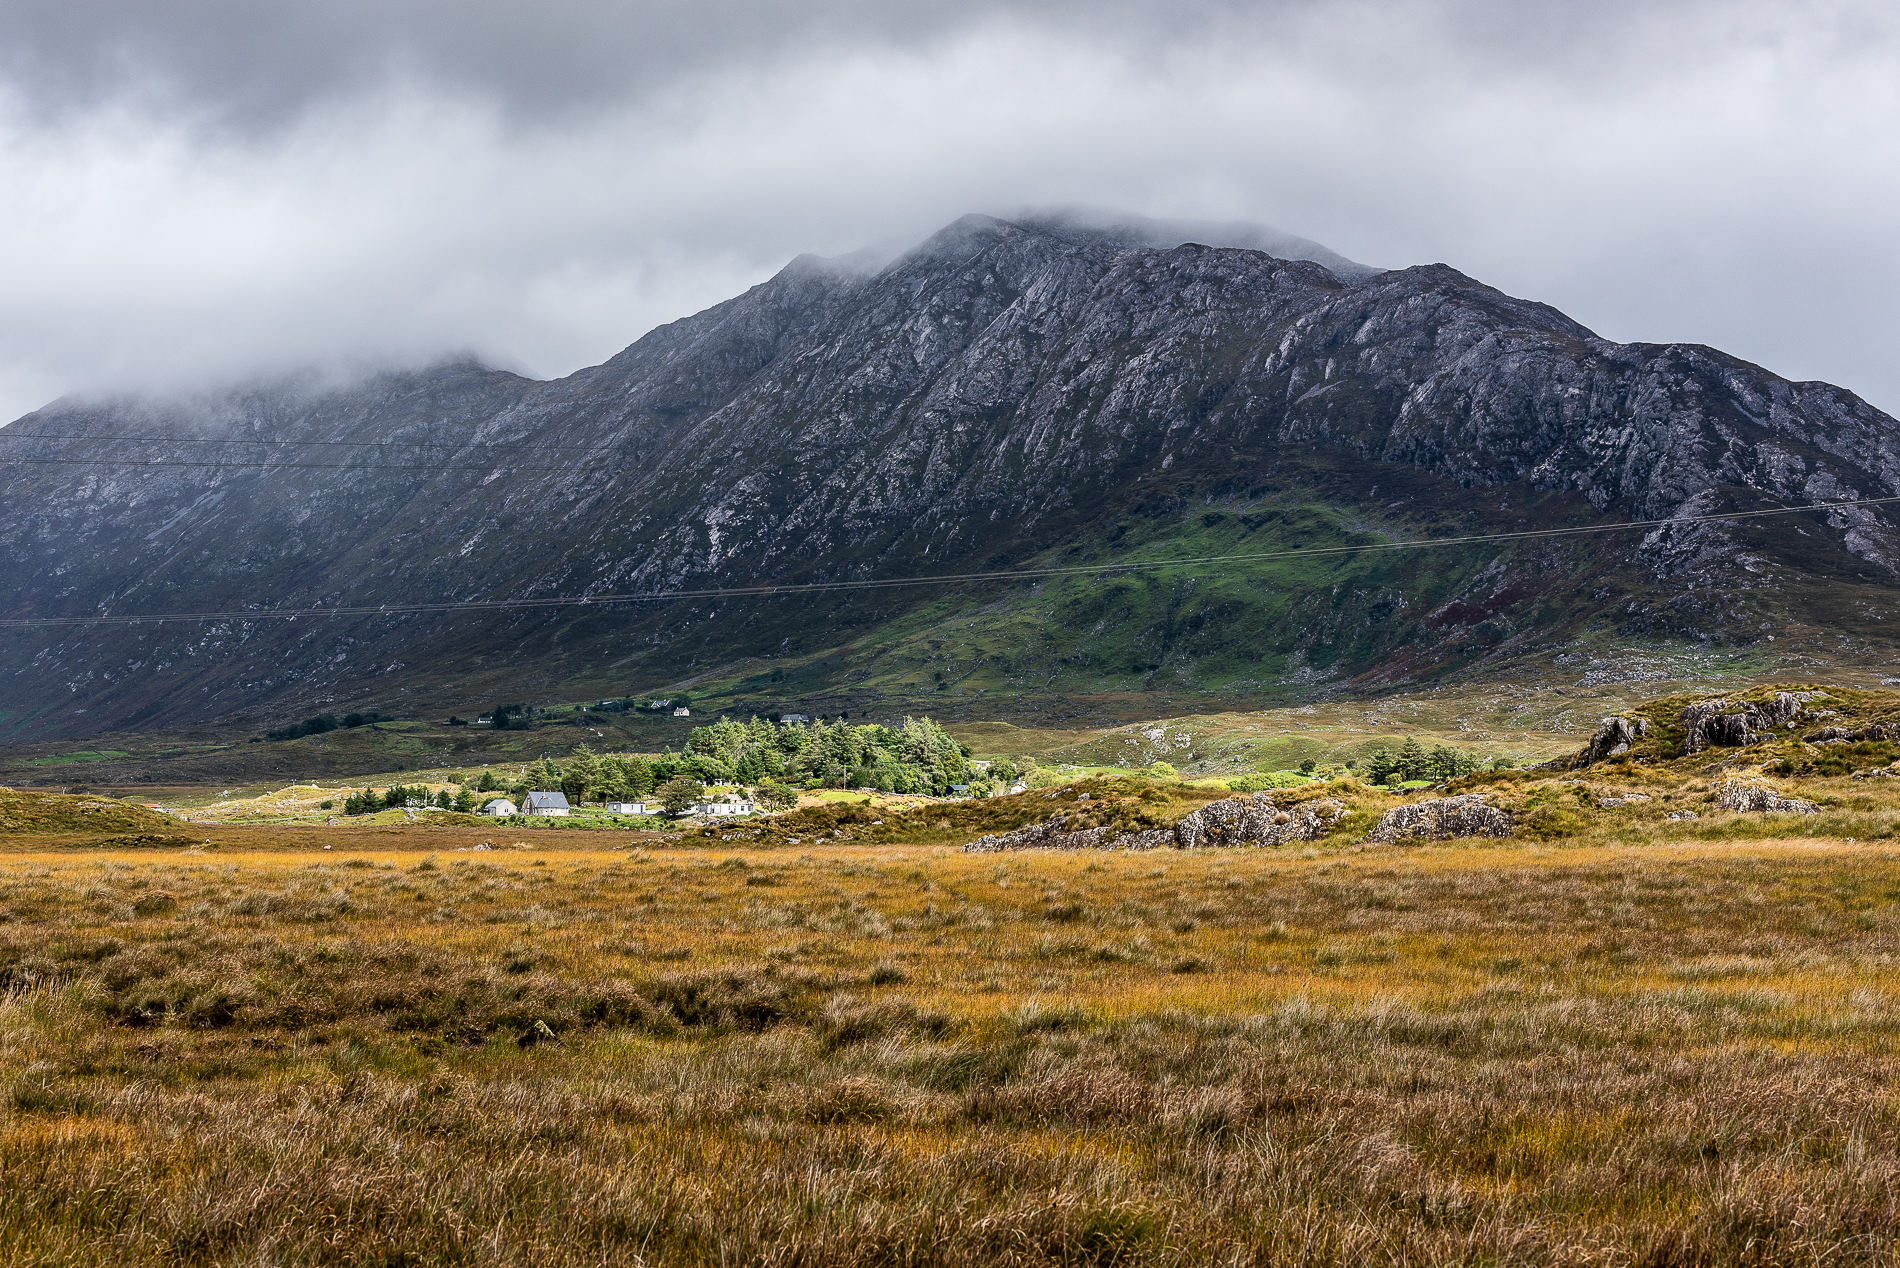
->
1363, 795, 1513, 843
962, 793, 1342, 853
1172, 794, 1346, 849
1712, 781, 1820, 814
1680, 693, 1818, 754
962, 814, 1125, 853
1807, 722, 1900, 744
1578, 715, 1652, 765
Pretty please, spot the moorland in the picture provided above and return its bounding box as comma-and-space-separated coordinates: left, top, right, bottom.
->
5, 682, 1900, 1263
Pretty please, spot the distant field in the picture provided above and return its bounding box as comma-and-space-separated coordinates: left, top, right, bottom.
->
2, 655, 1875, 791
3, 818, 1900, 1264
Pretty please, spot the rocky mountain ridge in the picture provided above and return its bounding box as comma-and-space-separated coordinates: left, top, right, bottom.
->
3, 211, 1898, 741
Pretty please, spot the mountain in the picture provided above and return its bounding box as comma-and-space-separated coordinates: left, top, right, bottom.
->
4, 211, 1898, 743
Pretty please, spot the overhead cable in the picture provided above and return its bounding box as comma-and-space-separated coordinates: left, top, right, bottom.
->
1, 493, 1893, 630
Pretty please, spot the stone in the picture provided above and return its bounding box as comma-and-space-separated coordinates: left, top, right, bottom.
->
963, 794, 1344, 853
1363, 795, 1512, 843
1579, 715, 1651, 764
1173, 794, 1346, 849
1681, 693, 1817, 755
517, 1019, 560, 1048
1712, 780, 1819, 815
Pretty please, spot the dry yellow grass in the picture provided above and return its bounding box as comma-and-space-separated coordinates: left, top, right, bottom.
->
2, 826, 1900, 1264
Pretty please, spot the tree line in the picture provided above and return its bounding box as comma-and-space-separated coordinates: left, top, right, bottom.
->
1361, 738, 1494, 785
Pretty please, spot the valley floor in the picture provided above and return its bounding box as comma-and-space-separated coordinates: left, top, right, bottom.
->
3, 824, 1899, 1264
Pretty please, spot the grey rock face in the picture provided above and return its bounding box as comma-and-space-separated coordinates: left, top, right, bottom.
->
6, 210, 1900, 736
1363, 795, 1512, 843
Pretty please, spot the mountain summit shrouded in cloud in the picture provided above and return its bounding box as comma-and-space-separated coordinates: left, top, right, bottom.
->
0, 0, 1894, 425
3, 212, 1897, 740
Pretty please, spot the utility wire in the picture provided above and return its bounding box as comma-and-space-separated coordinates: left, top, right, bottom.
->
2, 493, 1893, 630
0, 431, 624, 457
1, 457, 499, 471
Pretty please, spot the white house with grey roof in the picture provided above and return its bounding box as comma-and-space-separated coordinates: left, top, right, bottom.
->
521, 791, 570, 816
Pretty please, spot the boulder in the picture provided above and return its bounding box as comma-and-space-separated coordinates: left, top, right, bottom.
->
1363, 794, 1513, 843
963, 794, 1344, 853
1681, 692, 1816, 754
1712, 780, 1819, 814
1173, 794, 1346, 849
1578, 715, 1651, 764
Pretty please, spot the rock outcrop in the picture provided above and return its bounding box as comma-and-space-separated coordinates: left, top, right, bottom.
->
1712, 780, 1820, 814
1803, 722, 1900, 744
962, 793, 1343, 853
1363, 795, 1513, 843
1680, 693, 1816, 754
1173, 794, 1347, 849
1578, 715, 1652, 765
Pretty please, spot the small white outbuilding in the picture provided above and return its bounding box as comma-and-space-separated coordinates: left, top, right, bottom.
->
482, 797, 519, 816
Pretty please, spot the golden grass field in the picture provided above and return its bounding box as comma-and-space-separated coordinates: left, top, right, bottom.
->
9, 681, 1900, 1265
5, 817, 1900, 1265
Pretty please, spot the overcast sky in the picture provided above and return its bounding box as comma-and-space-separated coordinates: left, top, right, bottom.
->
0, 0, 1896, 422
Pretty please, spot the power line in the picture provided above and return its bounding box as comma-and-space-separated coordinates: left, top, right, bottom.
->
1, 456, 498, 472
2, 493, 1892, 630
0, 431, 627, 456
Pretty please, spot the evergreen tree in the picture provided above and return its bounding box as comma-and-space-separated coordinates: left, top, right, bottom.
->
657, 777, 701, 815
1367, 747, 1398, 785
755, 783, 798, 811
476, 769, 499, 792
563, 744, 602, 803
1397, 737, 1427, 782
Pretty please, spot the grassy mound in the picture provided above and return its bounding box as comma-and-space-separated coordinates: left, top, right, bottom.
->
0, 788, 178, 835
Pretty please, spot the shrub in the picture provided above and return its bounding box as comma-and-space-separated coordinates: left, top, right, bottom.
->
265, 714, 339, 742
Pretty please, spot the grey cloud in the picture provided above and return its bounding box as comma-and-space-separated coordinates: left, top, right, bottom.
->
0, 0, 1894, 426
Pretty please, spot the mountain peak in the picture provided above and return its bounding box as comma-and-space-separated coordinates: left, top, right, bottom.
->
3, 219, 1896, 739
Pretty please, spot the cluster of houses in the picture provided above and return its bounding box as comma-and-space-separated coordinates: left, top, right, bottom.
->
480, 790, 753, 819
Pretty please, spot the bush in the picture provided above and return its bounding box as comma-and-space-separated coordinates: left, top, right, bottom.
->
265, 714, 338, 742
1228, 771, 1309, 792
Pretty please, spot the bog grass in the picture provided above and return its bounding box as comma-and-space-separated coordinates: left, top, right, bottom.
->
3, 825, 1900, 1265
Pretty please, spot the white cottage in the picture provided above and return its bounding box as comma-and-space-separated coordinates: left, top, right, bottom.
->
521, 791, 571, 816
482, 797, 519, 816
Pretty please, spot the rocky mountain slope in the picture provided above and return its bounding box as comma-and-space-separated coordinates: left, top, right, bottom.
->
4, 212, 1898, 742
